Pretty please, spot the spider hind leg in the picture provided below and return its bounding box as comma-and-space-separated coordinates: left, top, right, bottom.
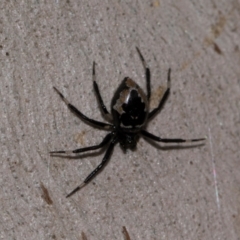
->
92, 61, 113, 122
53, 86, 113, 129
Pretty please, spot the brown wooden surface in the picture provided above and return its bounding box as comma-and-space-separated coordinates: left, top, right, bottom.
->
1, 1, 240, 239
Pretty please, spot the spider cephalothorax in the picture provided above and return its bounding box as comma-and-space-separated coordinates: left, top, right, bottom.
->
50, 47, 205, 198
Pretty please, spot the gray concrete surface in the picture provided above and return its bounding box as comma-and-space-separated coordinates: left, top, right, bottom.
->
0, 1, 240, 239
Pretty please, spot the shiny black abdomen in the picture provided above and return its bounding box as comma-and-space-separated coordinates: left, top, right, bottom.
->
111, 77, 149, 131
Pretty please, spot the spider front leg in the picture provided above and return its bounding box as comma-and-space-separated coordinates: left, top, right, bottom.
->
148, 68, 171, 120
66, 136, 117, 198
53, 87, 112, 130
92, 61, 112, 122
50, 133, 113, 155
136, 47, 151, 100
141, 130, 205, 143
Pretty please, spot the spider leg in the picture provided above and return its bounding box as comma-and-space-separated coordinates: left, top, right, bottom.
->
66, 137, 117, 198
50, 132, 113, 154
141, 130, 205, 143
53, 87, 113, 130
148, 68, 171, 120
136, 47, 151, 100
92, 62, 112, 122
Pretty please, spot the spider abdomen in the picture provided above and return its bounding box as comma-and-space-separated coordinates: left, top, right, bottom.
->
111, 77, 149, 131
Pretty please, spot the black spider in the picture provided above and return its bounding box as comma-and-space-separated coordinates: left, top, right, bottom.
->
50, 47, 205, 198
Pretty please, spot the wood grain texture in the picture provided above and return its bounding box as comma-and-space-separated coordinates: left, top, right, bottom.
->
1, 1, 240, 239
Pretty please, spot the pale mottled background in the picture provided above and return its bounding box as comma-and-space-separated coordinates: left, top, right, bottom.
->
0, 1, 240, 239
